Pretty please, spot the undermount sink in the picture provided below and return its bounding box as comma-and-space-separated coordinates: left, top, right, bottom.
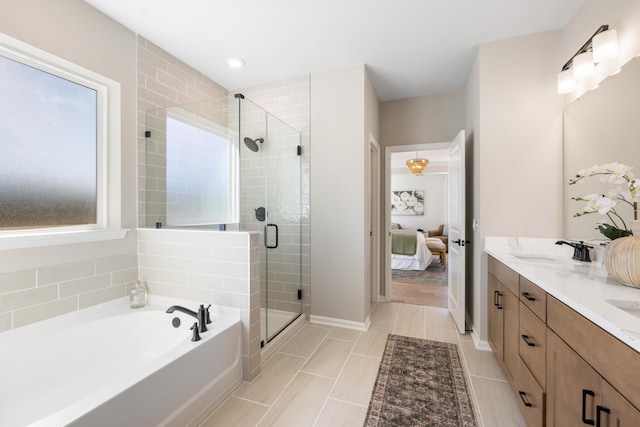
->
511, 252, 576, 263
606, 299, 640, 319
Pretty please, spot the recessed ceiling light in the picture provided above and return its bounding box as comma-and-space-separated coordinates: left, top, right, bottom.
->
226, 57, 245, 68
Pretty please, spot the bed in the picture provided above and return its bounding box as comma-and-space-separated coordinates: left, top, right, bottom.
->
391, 230, 433, 270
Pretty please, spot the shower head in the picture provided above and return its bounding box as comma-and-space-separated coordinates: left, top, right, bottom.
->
243, 137, 264, 152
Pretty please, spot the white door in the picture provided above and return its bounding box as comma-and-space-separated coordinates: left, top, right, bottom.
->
448, 130, 467, 334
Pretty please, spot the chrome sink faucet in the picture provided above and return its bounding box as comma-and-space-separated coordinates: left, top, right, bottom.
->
555, 240, 593, 262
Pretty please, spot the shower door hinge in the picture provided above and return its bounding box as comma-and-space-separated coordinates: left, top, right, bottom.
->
145, 130, 151, 138
297, 289, 302, 300
297, 145, 302, 156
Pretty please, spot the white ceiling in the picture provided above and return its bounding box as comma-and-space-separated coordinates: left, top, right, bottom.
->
83, 0, 584, 101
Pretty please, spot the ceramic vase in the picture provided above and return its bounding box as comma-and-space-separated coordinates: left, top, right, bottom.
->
603, 220, 640, 288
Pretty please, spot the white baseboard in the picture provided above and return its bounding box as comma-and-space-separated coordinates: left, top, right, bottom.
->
471, 330, 491, 351
310, 314, 370, 331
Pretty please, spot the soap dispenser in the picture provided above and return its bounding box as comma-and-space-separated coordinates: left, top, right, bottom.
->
130, 279, 147, 308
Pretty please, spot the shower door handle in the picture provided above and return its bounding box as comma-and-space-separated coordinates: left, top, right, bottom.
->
265, 224, 279, 249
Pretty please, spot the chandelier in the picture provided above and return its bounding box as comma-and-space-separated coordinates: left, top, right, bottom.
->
406, 152, 429, 175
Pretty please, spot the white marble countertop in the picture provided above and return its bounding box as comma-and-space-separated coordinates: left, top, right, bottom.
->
485, 237, 640, 353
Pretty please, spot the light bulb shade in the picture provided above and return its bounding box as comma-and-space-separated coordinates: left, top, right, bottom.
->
406, 157, 429, 175
593, 29, 618, 63
573, 51, 595, 80
557, 69, 576, 94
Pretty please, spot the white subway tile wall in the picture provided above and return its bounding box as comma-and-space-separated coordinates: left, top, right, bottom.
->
0, 254, 138, 332
137, 228, 261, 380
137, 36, 229, 228
235, 77, 311, 318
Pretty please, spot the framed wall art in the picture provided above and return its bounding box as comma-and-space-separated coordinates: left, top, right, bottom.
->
391, 190, 424, 216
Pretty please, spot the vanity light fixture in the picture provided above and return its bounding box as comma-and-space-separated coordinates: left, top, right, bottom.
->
226, 56, 245, 68
572, 51, 595, 80
593, 29, 619, 63
557, 25, 619, 94
406, 152, 429, 175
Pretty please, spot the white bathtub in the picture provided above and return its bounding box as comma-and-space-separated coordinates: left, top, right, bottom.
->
0, 295, 242, 427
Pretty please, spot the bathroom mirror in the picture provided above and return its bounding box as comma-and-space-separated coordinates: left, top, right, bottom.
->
563, 56, 640, 240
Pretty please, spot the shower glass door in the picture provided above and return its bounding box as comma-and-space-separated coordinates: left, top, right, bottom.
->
237, 96, 302, 344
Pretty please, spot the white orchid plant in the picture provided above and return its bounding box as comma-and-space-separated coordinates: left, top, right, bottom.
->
570, 162, 638, 240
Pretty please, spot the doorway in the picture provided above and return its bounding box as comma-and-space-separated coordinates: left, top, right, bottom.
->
385, 143, 449, 308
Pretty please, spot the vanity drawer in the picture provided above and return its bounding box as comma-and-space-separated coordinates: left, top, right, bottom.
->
516, 358, 545, 427
519, 276, 546, 321
519, 302, 546, 389
488, 256, 519, 295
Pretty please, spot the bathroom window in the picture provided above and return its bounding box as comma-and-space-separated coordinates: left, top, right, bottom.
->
165, 109, 238, 226
0, 34, 123, 247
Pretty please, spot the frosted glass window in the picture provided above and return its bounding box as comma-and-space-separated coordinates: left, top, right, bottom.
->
166, 116, 235, 225
0, 54, 98, 229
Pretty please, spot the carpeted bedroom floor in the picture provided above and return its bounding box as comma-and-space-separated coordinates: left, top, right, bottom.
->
391, 261, 448, 308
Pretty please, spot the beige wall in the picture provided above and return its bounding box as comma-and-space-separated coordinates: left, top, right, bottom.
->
310, 65, 373, 325
364, 68, 380, 315
0, 0, 138, 329
380, 91, 465, 146
466, 30, 565, 345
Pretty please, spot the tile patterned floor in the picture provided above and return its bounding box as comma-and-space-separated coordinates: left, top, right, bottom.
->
200, 302, 526, 427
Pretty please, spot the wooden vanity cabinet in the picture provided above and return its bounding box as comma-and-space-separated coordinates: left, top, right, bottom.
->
515, 276, 548, 427
547, 330, 640, 426
600, 381, 640, 427
488, 257, 519, 385
487, 256, 640, 426
546, 296, 640, 427
546, 329, 601, 427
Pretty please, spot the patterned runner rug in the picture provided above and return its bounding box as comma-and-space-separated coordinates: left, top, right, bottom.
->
365, 335, 477, 427
392, 263, 447, 286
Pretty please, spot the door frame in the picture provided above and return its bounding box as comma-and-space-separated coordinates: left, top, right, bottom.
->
368, 135, 381, 303
383, 142, 449, 301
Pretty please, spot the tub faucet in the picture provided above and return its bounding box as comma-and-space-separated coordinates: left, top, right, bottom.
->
166, 305, 208, 333
555, 240, 592, 262
190, 322, 201, 342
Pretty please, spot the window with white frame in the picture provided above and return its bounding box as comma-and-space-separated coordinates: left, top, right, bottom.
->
0, 34, 122, 246
165, 108, 238, 226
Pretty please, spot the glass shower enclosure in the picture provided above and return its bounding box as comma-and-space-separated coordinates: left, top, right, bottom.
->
232, 94, 303, 344
145, 94, 302, 345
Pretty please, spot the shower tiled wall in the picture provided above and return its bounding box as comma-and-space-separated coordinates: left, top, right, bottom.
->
235, 77, 311, 318
137, 229, 261, 381
0, 254, 138, 333
137, 36, 229, 228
